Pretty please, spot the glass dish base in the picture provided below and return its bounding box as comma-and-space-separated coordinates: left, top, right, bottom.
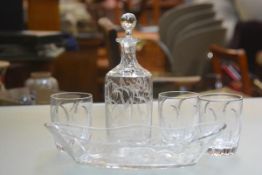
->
45, 122, 226, 169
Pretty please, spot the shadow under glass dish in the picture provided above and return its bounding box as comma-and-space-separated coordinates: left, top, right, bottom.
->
45, 122, 226, 169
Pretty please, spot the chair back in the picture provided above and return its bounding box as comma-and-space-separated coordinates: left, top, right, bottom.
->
166, 9, 215, 49
177, 19, 223, 42
159, 3, 213, 44
171, 27, 226, 76
209, 44, 252, 95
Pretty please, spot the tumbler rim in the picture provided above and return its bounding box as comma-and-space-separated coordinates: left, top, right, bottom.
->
158, 91, 199, 99
198, 93, 243, 102
50, 92, 93, 100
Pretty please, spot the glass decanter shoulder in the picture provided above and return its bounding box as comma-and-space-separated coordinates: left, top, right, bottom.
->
106, 59, 152, 77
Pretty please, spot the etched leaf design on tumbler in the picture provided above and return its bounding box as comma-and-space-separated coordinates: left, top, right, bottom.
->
158, 91, 199, 129
50, 92, 93, 151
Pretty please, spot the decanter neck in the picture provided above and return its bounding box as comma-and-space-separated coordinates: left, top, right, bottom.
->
120, 42, 138, 66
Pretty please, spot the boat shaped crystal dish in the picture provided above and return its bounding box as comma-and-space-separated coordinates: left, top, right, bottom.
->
45, 122, 226, 169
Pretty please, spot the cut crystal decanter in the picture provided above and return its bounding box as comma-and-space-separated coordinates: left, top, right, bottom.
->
104, 13, 153, 128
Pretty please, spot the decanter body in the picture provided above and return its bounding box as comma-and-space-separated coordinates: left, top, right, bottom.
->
105, 13, 153, 128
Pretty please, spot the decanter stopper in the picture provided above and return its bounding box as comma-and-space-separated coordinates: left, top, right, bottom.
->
121, 13, 136, 36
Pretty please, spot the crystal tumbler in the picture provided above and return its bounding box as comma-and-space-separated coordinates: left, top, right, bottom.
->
198, 93, 243, 155
50, 92, 93, 150
158, 91, 199, 128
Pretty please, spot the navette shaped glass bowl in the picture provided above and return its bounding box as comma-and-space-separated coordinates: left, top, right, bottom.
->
45, 122, 226, 169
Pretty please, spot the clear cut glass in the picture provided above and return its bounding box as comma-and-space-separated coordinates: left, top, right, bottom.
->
45, 122, 226, 168
104, 13, 153, 128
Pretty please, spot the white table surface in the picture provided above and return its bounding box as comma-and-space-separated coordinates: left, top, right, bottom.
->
0, 98, 262, 175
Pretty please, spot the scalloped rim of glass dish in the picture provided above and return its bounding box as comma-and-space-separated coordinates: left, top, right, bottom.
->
45, 122, 226, 169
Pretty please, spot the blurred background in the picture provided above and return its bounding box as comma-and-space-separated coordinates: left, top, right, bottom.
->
0, 0, 262, 105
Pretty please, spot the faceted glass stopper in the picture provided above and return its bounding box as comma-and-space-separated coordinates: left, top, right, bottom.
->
121, 13, 137, 36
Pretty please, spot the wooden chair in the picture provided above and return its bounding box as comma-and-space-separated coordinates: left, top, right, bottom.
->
209, 44, 252, 95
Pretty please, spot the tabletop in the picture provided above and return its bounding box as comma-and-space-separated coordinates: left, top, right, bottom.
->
0, 98, 262, 175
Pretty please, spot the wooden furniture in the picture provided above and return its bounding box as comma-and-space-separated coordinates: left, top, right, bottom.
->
142, 0, 185, 25
118, 30, 159, 41
150, 0, 185, 24
98, 17, 203, 94
5, 60, 53, 89
98, 17, 120, 69
122, 0, 184, 25
2, 33, 102, 101
27, 0, 60, 30
52, 51, 99, 100
209, 44, 252, 95
0, 61, 10, 91
52, 36, 101, 102
0, 30, 64, 89
98, 17, 168, 74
